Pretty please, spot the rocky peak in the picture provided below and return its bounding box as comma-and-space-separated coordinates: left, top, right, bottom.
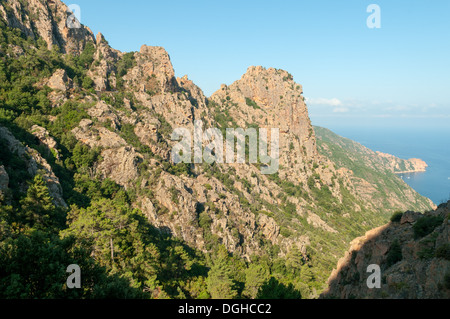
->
122, 45, 176, 94
0, 0, 95, 54
96, 32, 106, 46
234, 66, 303, 104
138, 45, 176, 90
211, 66, 314, 146
88, 32, 121, 91
211, 66, 320, 184
94, 32, 120, 61
176, 75, 208, 109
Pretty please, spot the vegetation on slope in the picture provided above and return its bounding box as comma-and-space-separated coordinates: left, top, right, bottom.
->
0, 16, 435, 300
314, 126, 434, 212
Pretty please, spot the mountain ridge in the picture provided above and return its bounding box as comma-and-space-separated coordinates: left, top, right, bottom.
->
0, 0, 440, 299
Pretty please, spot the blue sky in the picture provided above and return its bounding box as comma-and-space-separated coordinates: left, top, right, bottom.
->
65, 0, 450, 129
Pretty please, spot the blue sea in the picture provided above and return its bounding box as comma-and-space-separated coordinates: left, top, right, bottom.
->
312, 119, 450, 206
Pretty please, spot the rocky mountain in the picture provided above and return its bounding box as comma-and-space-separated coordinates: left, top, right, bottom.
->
321, 202, 450, 299
0, 0, 439, 299
0, 0, 95, 54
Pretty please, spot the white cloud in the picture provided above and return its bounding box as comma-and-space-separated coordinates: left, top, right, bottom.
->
306, 97, 343, 106
332, 107, 350, 113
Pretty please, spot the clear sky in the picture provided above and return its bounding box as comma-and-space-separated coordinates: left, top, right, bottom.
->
64, 0, 450, 129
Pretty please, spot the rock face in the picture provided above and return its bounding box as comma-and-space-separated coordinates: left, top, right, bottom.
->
31, 125, 60, 159
124, 45, 177, 94
0, 126, 67, 208
72, 119, 127, 149
46, 69, 72, 93
321, 202, 450, 299
97, 146, 143, 189
87, 32, 122, 91
376, 152, 428, 173
0, 0, 95, 54
210, 66, 319, 183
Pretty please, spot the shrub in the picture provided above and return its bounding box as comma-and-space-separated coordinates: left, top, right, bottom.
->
119, 123, 152, 155
169, 186, 179, 204
280, 227, 292, 238
245, 98, 261, 110
307, 176, 315, 189
413, 215, 444, 239
168, 163, 192, 177
72, 143, 100, 169
418, 247, 435, 260
435, 243, 450, 260
390, 211, 403, 223
82, 76, 94, 90
386, 240, 402, 267
77, 42, 96, 68
289, 142, 294, 151
198, 211, 212, 230
116, 52, 136, 89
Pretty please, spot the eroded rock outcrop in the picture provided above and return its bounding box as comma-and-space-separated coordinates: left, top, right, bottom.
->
87, 32, 122, 92
46, 69, 72, 93
96, 146, 143, 190
31, 125, 60, 159
123, 45, 176, 94
0, 126, 67, 208
376, 152, 428, 173
72, 119, 127, 149
0, 0, 95, 54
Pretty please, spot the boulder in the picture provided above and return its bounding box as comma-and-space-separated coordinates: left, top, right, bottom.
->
47, 69, 72, 92
31, 125, 59, 159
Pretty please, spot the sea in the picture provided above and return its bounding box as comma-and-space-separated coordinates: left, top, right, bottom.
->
312, 119, 450, 206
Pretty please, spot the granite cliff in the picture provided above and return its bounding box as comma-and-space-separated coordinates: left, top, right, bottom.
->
0, 0, 95, 54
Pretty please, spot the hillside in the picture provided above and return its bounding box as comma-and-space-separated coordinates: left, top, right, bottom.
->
321, 202, 450, 299
314, 126, 436, 211
0, 0, 437, 299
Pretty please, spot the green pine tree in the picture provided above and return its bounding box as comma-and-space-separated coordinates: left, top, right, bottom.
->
243, 264, 270, 299
206, 246, 237, 299
20, 174, 55, 228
